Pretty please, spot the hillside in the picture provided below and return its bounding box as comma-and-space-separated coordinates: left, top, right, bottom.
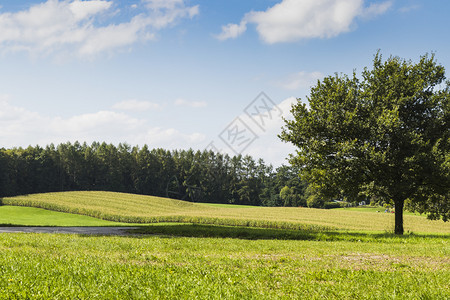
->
2, 191, 449, 234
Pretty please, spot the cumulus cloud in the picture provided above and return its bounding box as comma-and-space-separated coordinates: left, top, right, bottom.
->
1, 94, 297, 165
242, 96, 299, 166
214, 21, 247, 41
276, 71, 323, 90
360, 1, 392, 19
134, 127, 205, 149
216, 0, 391, 43
0, 0, 199, 58
142, 0, 199, 29
174, 98, 207, 108
50, 110, 144, 136
112, 99, 161, 111
0, 96, 204, 149
69, 0, 112, 21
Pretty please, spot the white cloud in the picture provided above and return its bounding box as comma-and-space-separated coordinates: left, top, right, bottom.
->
174, 98, 207, 108
0, 96, 205, 149
69, 0, 112, 21
215, 21, 247, 41
135, 127, 206, 149
143, 0, 199, 29
144, 0, 185, 10
112, 99, 161, 111
243, 97, 300, 166
0, 95, 299, 165
360, 1, 392, 19
0, 0, 199, 58
276, 71, 323, 90
50, 110, 144, 135
217, 0, 391, 43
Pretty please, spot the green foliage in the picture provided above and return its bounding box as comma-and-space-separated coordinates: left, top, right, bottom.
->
323, 202, 341, 209
0, 143, 307, 207
306, 194, 324, 208
280, 52, 450, 234
279, 186, 305, 207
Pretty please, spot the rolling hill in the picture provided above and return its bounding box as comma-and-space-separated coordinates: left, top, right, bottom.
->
2, 191, 449, 233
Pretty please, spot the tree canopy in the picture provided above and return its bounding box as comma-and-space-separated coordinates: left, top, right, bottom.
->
0, 142, 307, 207
280, 52, 449, 234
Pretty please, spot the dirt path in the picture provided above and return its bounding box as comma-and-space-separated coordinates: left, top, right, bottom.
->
0, 227, 139, 235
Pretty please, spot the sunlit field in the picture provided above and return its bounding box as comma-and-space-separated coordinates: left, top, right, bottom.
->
0, 232, 448, 299
1, 191, 449, 299
2, 191, 449, 233
0, 206, 133, 227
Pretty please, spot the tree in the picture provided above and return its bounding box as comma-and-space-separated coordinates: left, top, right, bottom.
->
280, 52, 449, 234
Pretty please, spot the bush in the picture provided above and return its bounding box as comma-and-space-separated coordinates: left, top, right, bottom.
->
307, 194, 325, 208
323, 202, 341, 209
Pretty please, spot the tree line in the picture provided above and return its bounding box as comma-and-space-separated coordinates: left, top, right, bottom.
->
0, 142, 308, 206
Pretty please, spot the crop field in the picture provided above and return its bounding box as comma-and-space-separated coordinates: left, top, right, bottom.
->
0, 191, 449, 299
2, 191, 450, 233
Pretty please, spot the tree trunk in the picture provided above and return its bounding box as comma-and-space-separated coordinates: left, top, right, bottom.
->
394, 198, 404, 235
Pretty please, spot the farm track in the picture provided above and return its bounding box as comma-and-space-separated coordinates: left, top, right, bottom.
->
0, 226, 139, 235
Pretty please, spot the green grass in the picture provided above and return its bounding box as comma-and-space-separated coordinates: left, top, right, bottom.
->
1, 192, 449, 299
0, 232, 448, 299
2, 191, 450, 234
129, 223, 449, 242
0, 206, 133, 227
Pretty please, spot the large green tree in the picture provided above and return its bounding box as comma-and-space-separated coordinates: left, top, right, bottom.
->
280, 53, 449, 234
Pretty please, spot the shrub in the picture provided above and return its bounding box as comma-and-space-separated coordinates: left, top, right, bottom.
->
323, 202, 341, 209
307, 194, 325, 208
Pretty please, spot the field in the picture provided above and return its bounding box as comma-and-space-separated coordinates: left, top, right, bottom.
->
0, 206, 134, 227
1, 231, 449, 299
2, 191, 450, 233
0, 191, 449, 299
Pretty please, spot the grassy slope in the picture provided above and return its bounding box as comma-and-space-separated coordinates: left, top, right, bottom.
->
0, 206, 133, 227
2, 191, 450, 234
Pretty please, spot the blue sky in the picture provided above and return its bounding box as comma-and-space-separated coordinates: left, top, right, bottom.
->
0, 0, 449, 166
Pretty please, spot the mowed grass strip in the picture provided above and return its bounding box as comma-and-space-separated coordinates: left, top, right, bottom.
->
0, 233, 448, 299
2, 191, 450, 233
0, 206, 133, 227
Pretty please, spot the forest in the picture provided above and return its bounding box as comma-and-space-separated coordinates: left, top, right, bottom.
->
0, 141, 308, 207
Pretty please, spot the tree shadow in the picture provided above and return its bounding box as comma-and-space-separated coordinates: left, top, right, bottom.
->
126, 223, 449, 241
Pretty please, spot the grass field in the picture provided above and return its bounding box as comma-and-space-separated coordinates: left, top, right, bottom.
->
0, 232, 448, 299
0, 206, 133, 227
1, 191, 449, 299
2, 191, 450, 234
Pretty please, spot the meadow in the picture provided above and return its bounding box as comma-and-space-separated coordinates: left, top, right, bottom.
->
0, 231, 448, 299
0, 191, 449, 299
2, 191, 450, 233
0, 206, 133, 227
